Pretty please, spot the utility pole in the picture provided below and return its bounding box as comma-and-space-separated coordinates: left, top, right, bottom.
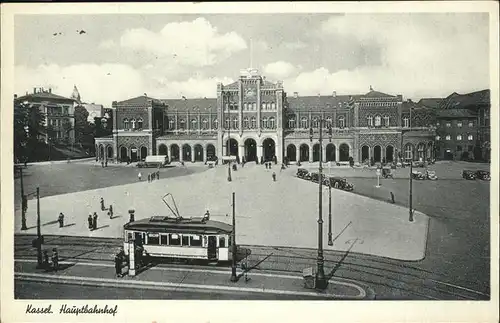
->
230, 192, 237, 282
35, 187, 43, 268
226, 93, 232, 182
409, 107, 414, 222
328, 183, 333, 246
20, 167, 27, 230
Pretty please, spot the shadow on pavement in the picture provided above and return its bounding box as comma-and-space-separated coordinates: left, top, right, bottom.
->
42, 220, 59, 227
63, 223, 76, 228
327, 238, 359, 279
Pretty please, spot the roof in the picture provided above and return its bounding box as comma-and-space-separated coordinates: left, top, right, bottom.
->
286, 95, 359, 111
362, 90, 395, 98
123, 216, 232, 234
114, 95, 164, 107
161, 98, 217, 112
16, 91, 74, 102
440, 89, 490, 109
436, 109, 476, 118
417, 98, 443, 109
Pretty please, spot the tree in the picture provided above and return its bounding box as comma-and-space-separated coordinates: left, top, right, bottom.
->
14, 99, 46, 162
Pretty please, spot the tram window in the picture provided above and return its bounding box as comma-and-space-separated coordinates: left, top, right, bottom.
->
219, 237, 226, 248
126, 232, 133, 242
190, 235, 202, 247
182, 235, 189, 246
148, 233, 160, 245
228, 236, 232, 246
160, 235, 168, 245
169, 234, 181, 246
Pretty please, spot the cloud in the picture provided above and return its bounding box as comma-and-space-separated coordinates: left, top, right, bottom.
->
263, 61, 298, 79
119, 18, 247, 67
314, 13, 490, 98
98, 39, 116, 50
149, 76, 235, 99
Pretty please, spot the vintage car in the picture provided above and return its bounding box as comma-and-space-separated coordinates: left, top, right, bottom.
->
412, 160, 425, 168
296, 168, 309, 179
475, 170, 491, 181
310, 172, 325, 183
426, 170, 438, 180
325, 177, 354, 191
462, 170, 476, 180
411, 170, 426, 180
382, 167, 394, 179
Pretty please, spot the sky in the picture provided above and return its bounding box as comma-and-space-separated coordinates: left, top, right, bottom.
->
14, 13, 490, 107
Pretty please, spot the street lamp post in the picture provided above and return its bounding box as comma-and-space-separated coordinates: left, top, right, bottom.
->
225, 94, 232, 182
310, 119, 328, 290
230, 192, 237, 282
35, 187, 43, 268
20, 167, 28, 230
408, 107, 414, 222
328, 183, 333, 246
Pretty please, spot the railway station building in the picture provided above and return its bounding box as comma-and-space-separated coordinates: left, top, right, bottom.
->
95, 68, 436, 165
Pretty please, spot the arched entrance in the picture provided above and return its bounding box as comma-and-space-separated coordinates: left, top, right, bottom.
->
206, 144, 216, 161
130, 146, 138, 162
106, 146, 113, 159
361, 145, 369, 162
326, 144, 335, 162
262, 138, 275, 161
313, 144, 320, 162
140, 146, 148, 160
120, 146, 128, 161
226, 138, 238, 157
374, 145, 381, 163
244, 139, 257, 162
386, 145, 394, 162
99, 145, 104, 160
194, 144, 203, 162
417, 142, 426, 161
182, 144, 192, 161
299, 144, 309, 162
171, 144, 180, 161
339, 143, 349, 161
158, 144, 168, 156
286, 144, 296, 162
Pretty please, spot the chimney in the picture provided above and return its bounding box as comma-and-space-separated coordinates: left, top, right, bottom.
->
332, 91, 337, 97
33, 87, 37, 94
14, 94, 18, 99
49, 88, 52, 94
293, 92, 298, 99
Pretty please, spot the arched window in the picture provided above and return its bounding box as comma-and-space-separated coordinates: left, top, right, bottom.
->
405, 144, 413, 160
137, 118, 143, 129
202, 118, 208, 130
213, 119, 218, 130
269, 117, 275, 129
301, 117, 308, 129
243, 117, 249, 129
191, 119, 197, 130
131, 118, 136, 129
468, 134, 473, 141
169, 119, 174, 129
271, 103, 276, 110
367, 116, 373, 127
288, 117, 296, 128
224, 118, 230, 129
312, 117, 319, 128
326, 117, 332, 127
384, 116, 390, 127
243, 103, 248, 110
445, 135, 451, 140
262, 117, 268, 129
457, 121, 463, 128
251, 117, 256, 129
179, 119, 185, 130
261, 102, 266, 110
374, 115, 381, 127
338, 116, 345, 129
457, 135, 462, 141
252, 103, 257, 110
123, 118, 129, 129
225, 103, 229, 111
232, 117, 238, 129
403, 117, 409, 128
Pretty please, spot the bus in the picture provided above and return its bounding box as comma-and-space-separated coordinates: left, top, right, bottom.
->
123, 216, 233, 263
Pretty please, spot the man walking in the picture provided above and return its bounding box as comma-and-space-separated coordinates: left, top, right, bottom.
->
148, 173, 151, 183
92, 212, 98, 230
108, 205, 114, 219
58, 212, 64, 228
100, 197, 105, 211
88, 214, 93, 230
51, 248, 59, 272
272, 172, 276, 182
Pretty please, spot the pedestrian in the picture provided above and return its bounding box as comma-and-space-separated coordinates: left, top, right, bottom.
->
92, 212, 98, 230
265, 162, 268, 170
204, 210, 210, 221
43, 250, 50, 272
100, 197, 105, 211
108, 205, 114, 219
157, 170, 160, 179
148, 173, 151, 183
138, 172, 142, 181
58, 212, 64, 228
114, 253, 122, 277
51, 248, 59, 272
390, 192, 395, 204
101, 160, 105, 168
88, 214, 93, 230
269, 162, 272, 169
272, 172, 276, 182
105, 160, 108, 167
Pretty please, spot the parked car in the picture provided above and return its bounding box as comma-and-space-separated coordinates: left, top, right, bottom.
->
412, 160, 425, 168
426, 170, 438, 180
475, 170, 491, 181
411, 170, 426, 180
296, 168, 309, 179
310, 172, 324, 183
462, 170, 476, 180
325, 177, 354, 191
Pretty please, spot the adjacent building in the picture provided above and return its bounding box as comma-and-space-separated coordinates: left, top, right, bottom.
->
95, 68, 439, 165
14, 87, 76, 144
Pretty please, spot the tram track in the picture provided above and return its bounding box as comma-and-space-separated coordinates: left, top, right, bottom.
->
14, 234, 489, 300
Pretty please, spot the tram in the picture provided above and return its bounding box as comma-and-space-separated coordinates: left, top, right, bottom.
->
122, 193, 233, 263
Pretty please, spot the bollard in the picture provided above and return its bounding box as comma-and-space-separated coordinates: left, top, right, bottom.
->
129, 209, 135, 223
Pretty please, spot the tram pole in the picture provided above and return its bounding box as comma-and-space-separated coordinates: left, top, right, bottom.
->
328, 183, 333, 246
315, 120, 327, 290
230, 192, 238, 282
35, 187, 43, 268
409, 107, 414, 222
20, 167, 27, 230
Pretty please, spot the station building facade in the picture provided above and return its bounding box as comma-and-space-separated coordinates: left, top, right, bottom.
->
95, 68, 436, 164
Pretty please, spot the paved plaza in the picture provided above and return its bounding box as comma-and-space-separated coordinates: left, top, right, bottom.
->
16, 163, 429, 261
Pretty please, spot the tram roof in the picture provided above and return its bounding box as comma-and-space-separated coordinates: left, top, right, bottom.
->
123, 216, 233, 234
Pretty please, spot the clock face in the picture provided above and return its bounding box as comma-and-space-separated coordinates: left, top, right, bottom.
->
245, 88, 256, 98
